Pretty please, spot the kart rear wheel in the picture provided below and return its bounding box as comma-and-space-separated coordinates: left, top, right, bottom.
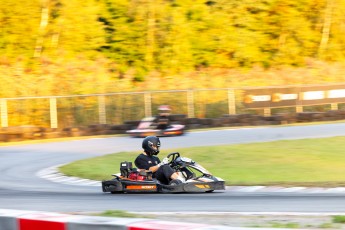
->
111, 191, 121, 194
205, 190, 214, 193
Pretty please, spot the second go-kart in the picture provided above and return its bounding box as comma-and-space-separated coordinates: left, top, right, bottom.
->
102, 152, 225, 193
126, 117, 185, 137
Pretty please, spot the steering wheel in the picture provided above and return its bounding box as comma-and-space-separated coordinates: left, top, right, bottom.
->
166, 152, 180, 164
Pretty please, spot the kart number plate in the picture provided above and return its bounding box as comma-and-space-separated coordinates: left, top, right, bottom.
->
126, 185, 157, 190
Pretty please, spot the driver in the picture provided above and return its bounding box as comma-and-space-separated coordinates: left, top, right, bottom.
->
155, 105, 171, 130
134, 136, 184, 185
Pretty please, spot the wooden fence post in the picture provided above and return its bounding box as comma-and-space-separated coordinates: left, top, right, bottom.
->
0, 99, 8, 127
264, 107, 271, 117
331, 103, 338, 110
49, 97, 58, 128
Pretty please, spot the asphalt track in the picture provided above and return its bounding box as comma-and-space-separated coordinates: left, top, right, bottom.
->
0, 123, 345, 213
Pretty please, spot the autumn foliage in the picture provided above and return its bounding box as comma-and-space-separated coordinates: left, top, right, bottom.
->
1, 0, 345, 98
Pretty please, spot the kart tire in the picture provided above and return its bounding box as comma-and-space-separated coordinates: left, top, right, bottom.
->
205, 190, 214, 193
111, 191, 122, 194
169, 179, 183, 186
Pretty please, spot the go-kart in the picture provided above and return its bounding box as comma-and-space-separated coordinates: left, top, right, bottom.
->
126, 117, 185, 137
102, 152, 225, 193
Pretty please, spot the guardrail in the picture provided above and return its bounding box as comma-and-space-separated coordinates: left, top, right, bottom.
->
1, 83, 344, 129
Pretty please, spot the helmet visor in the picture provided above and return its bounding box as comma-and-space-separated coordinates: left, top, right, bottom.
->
148, 140, 160, 154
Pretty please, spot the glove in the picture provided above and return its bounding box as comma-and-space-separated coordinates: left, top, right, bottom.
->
158, 157, 169, 167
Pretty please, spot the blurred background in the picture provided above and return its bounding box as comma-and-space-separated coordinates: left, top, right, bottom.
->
1, 0, 345, 129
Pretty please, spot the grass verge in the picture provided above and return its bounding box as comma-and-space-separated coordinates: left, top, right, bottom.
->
333, 216, 345, 224
60, 136, 345, 187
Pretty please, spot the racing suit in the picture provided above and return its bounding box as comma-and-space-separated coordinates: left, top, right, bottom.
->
155, 114, 170, 130
134, 153, 175, 185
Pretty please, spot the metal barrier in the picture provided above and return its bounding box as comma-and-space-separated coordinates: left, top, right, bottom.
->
1, 84, 344, 128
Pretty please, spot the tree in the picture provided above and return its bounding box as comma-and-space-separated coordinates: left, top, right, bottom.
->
0, 1, 41, 59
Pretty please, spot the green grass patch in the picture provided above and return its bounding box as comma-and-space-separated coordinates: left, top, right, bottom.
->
94, 210, 152, 219
96, 210, 140, 218
268, 222, 300, 229
333, 215, 345, 224
60, 136, 345, 186
318, 223, 336, 229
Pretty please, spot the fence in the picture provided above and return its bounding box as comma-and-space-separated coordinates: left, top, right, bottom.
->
1, 83, 345, 129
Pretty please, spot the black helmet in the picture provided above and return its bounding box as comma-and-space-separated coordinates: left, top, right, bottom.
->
142, 136, 161, 156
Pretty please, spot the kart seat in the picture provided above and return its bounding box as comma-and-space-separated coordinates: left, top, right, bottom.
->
139, 170, 153, 180
139, 170, 152, 176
